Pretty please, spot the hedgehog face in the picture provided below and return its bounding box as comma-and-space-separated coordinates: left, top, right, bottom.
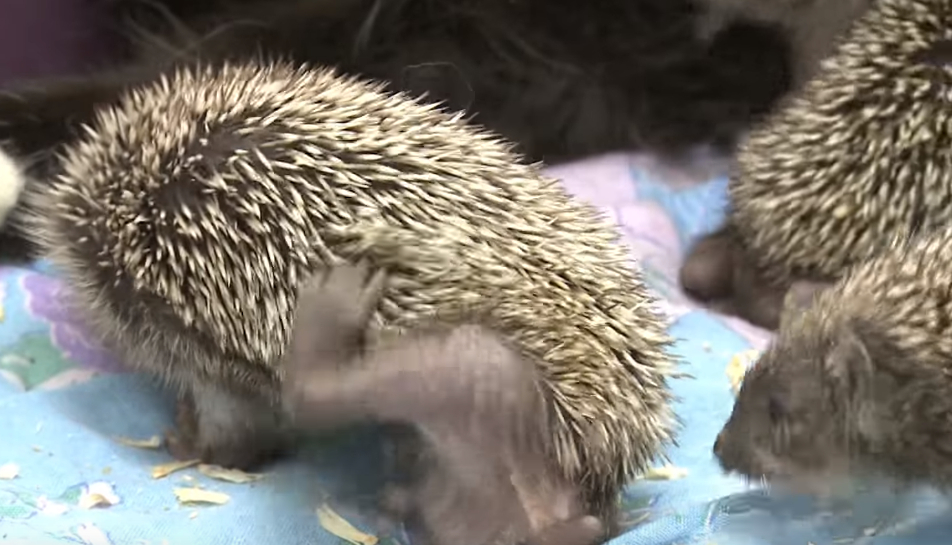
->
713, 319, 881, 495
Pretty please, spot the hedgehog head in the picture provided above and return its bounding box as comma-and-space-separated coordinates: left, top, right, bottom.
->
713, 283, 921, 494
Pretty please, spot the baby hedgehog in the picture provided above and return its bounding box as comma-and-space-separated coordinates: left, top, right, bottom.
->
682, 0, 952, 329
713, 226, 952, 494
22, 60, 677, 517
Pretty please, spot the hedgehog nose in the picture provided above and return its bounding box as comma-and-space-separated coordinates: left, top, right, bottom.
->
713, 432, 725, 459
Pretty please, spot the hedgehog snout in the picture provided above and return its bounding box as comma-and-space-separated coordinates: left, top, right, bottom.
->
713, 431, 725, 458
713, 430, 738, 472
713, 427, 752, 475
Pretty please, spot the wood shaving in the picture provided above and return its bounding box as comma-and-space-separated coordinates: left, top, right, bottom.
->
0, 462, 20, 479
79, 482, 121, 509
316, 503, 379, 545
639, 463, 688, 481
726, 349, 761, 395
115, 435, 163, 449
152, 459, 200, 479
198, 464, 264, 483
173, 487, 231, 505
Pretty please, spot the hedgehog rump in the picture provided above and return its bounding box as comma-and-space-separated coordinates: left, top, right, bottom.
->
24, 61, 677, 504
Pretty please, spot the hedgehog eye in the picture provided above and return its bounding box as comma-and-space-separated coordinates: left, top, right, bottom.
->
767, 395, 786, 424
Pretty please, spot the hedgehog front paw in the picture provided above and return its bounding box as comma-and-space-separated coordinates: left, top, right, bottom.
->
165, 392, 200, 461
311, 259, 387, 341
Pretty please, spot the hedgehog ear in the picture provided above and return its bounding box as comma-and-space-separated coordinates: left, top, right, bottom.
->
824, 319, 877, 397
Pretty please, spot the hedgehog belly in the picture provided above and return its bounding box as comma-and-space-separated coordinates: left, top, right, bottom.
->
728, 0, 952, 283
24, 60, 677, 503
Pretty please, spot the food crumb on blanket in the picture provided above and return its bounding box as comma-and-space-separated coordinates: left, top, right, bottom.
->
79, 481, 121, 509
152, 459, 200, 479
115, 434, 163, 449
174, 487, 231, 505
638, 463, 689, 481
727, 349, 762, 395
317, 503, 379, 545
198, 463, 265, 483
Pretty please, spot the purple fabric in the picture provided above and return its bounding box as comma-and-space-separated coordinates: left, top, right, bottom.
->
0, 0, 111, 84
22, 272, 125, 373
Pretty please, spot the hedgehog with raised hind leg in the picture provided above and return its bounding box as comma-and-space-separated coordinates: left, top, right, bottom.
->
19, 59, 679, 537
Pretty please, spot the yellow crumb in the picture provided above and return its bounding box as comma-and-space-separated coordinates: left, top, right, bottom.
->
0, 462, 19, 479
198, 464, 264, 483
79, 482, 121, 509
173, 487, 230, 505
115, 435, 163, 449
639, 464, 688, 481
316, 503, 379, 545
726, 349, 761, 395
152, 459, 200, 479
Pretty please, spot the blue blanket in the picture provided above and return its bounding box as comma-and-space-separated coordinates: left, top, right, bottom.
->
1, 152, 949, 544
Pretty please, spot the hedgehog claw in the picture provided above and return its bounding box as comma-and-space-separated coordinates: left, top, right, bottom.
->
307, 261, 386, 342
164, 392, 200, 461
164, 428, 199, 462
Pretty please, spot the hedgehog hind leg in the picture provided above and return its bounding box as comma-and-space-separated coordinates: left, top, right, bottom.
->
680, 226, 737, 301
166, 379, 291, 470
680, 225, 797, 330
406, 426, 604, 545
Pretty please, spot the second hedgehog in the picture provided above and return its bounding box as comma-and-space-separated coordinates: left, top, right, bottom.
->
22, 61, 677, 523
683, 0, 952, 329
